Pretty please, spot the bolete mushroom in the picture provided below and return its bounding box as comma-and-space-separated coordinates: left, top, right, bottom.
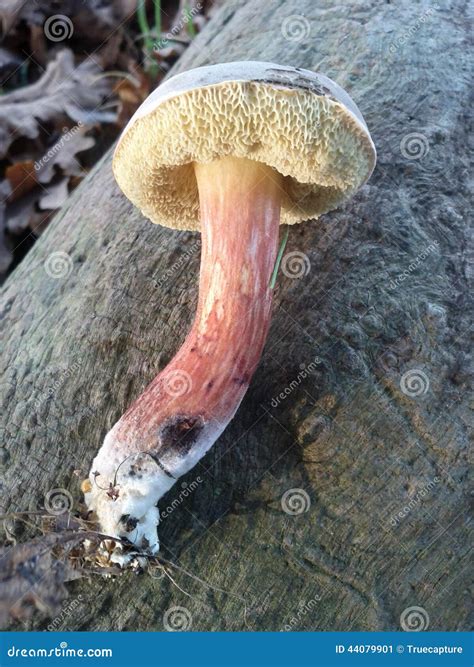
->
84, 61, 376, 561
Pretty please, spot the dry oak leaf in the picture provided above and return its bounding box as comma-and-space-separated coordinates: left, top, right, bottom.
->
0, 49, 112, 159
34, 124, 95, 184
5, 160, 37, 202
0, 533, 82, 627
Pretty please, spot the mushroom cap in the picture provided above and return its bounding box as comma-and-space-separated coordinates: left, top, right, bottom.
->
113, 61, 376, 230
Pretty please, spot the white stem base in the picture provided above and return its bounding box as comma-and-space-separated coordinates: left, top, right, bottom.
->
84, 431, 176, 563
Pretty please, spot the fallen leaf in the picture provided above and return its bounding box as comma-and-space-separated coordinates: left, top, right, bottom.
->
5, 187, 39, 232
0, 533, 82, 627
0, 0, 26, 39
35, 125, 95, 184
0, 49, 113, 158
114, 70, 150, 126
5, 160, 37, 202
39, 178, 69, 210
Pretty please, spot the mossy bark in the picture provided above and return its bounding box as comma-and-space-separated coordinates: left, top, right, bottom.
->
0, 0, 471, 631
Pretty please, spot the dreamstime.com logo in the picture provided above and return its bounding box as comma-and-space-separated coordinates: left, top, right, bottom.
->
7, 642, 112, 658
282, 597, 321, 631
44, 15, 74, 41
281, 250, 311, 278
163, 605, 193, 631
270, 357, 320, 407
281, 488, 311, 515
33, 360, 82, 415
387, 6, 438, 61
400, 369, 430, 397
154, 3, 202, 50
400, 132, 430, 160
155, 240, 200, 287
44, 251, 73, 279
160, 477, 203, 520
162, 369, 192, 397
281, 15, 311, 42
35, 122, 84, 172
44, 488, 73, 516
47, 596, 84, 631
390, 476, 441, 526
400, 606, 430, 631
388, 240, 439, 290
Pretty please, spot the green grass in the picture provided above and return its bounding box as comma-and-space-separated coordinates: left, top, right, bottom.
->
270, 226, 290, 289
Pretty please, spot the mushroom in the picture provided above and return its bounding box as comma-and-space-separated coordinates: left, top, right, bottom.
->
84, 61, 376, 561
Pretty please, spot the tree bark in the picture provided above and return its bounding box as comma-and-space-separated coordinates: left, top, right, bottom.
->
0, 0, 471, 631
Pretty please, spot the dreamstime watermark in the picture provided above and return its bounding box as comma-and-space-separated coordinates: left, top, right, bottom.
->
155, 241, 200, 287
388, 241, 439, 289
281, 250, 311, 278
390, 476, 441, 526
44, 488, 74, 516
270, 358, 320, 408
281, 488, 311, 515
47, 596, 84, 631
400, 132, 429, 160
400, 605, 430, 631
281, 15, 311, 42
400, 369, 430, 397
34, 360, 82, 413
35, 122, 84, 172
163, 605, 192, 631
44, 14, 74, 41
160, 476, 203, 520
44, 251, 73, 279
245, 590, 274, 625
162, 369, 192, 397
154, 4, 202, 50
370, 389, 406, 427
387, 6, 438, 60
282, 596, 321, 631
7, 644, 112, 658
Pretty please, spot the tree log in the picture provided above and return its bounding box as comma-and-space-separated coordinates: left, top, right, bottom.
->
0, 0, 471, 631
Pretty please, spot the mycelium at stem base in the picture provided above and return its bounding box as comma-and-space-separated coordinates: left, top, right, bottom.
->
84, 156, 282, 560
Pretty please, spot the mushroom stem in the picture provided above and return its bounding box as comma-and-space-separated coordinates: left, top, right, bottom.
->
85, 156, 282, 555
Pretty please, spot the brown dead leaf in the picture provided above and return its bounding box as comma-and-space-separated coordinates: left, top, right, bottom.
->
0, 533, 82, 627
28, 24, 48, 66
35, 125, 95, 184
0, 49, 113, 158
5, 161, 37, 202
114, 70, 150, 127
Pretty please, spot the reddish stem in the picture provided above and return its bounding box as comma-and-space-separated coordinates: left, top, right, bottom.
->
104, 158, 281, 478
